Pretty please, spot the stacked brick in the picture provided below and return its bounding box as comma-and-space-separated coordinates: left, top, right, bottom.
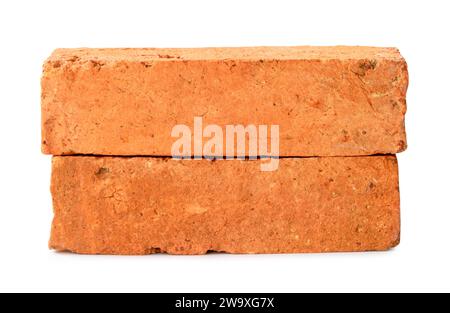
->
42, 47, 408, 254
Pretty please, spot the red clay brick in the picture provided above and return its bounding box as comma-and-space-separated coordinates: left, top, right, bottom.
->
50, 156, 400, 255
42, 47, 408, 157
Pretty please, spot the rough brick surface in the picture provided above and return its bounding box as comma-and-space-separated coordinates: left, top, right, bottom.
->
42, 47, 408, 157
50, 156, 400, 255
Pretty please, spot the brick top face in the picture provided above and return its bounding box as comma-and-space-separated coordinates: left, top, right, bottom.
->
47, 46, 405, 62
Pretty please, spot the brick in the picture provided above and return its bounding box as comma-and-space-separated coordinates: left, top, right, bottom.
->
42, 47, 408, 157
50, 156, 400, 255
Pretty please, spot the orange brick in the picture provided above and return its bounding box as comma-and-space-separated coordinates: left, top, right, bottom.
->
42, 47, 408, 157
50, 156, 400, 255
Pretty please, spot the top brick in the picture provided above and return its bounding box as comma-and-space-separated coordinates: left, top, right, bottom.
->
42, 47, 408, 157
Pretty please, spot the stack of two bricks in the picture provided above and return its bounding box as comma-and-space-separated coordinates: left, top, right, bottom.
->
42, 47, 408, 255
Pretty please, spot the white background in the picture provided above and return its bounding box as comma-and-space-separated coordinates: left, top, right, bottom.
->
0, 0, 449, 293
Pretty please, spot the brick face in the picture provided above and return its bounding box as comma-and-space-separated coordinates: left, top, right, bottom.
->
50, 156, 400, 255
42, 47, 408, 157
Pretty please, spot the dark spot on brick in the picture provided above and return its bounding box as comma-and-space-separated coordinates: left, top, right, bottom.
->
141, 62, 153, 68
67, 56, 80, 63
90, 60, 105, 71
341, 130, 350, 142
158, 54, 181, 59
391, 100, 399, 108
95, 167, 110, 176
147, 247, 162, 254
354, 59, 378, 77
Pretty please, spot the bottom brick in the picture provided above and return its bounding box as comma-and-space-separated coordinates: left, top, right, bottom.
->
50, 156, 400, 255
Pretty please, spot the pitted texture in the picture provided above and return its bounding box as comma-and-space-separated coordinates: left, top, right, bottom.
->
50, 156, 400, 255
42, 47, 408, 157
